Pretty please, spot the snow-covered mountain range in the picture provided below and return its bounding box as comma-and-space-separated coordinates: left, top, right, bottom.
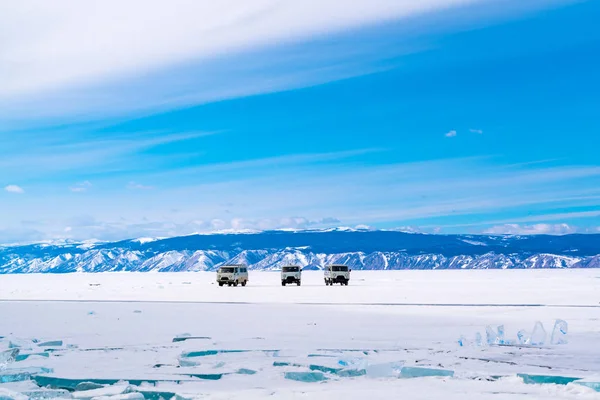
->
1, 229, 599, 273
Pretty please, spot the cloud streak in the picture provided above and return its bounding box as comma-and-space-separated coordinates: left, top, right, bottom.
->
0, 0, 570, 126
1, 0, 482, 100
70, 181, 92, 192
4, 185, 24, 194
483, 223, 576, 235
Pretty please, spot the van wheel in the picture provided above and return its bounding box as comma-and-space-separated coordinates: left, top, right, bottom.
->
297, 282, 301, 286
228, 283, 232, 287
218, 282, 223, 287
282, 282, 286, 286
241, 281, 246, 287
233, 281, 238, 287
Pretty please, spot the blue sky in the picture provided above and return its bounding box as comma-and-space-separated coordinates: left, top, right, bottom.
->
1, 0, 599, 242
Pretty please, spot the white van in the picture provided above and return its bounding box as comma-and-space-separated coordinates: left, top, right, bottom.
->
324, 264, 351, 286
281, 265, 301, 286
217, 265, 249, 287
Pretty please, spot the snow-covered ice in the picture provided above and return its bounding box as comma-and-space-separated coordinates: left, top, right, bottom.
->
1, 270, 600, 399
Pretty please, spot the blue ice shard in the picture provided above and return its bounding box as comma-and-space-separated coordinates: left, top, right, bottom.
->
474, 332, 483, 347
551, 320, 568, 345
22, 389, 73, 399
401, 367, 454, 378
15, 352, 50, 362
0, 367, 53, 383
236, 369, 257, 375
574, 380, 600, 392
0, 348, 19, 365
74, 382, 106, 391
518, 373, 580, 385
530, 322, 547, 346
284, 372, 328, 382
517, 329, 531, 345
366, 362, 403, 378
486, 325, 505, 345
37, 341, 63, 348
0, 388, 29, 400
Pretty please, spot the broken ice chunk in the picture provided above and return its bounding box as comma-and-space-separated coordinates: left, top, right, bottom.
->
458, 335, 469, 347
7, 339, 36, 350
71, 383, 134, 399
284, 371, 327, 382
551, 320, 568, 345
37, 340, 63, 348
89, 394, 144, 400
0, 388, 29, 400
401, 366, 454, 378
236, 368, 257, 375
485, 325, 505, 345
366, 362, 403, 378
338, 357, 368, 377
517, 329, 531, 345
530, 322, 547, 346
22, 389, 73, 399
0, 367, 53, 383
518, 373, 580, 385
573, 380, 600, 392
474, 332, 483, 347
75, 382, 106, 391
15, 352, 50, 362
0, 348, 19, 365
337, 357, 367, 370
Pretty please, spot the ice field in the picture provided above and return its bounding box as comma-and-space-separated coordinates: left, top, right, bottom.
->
1, 270, 600, 399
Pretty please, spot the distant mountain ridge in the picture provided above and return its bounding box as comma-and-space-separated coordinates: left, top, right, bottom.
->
1, 229, 599, 273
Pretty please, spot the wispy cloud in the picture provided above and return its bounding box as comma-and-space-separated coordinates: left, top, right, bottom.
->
70, 181, 92, 192
0, 0, 568, 127
445, 130, 457, 137
0, 130, 218, 182
469, 128, 483, 134
4, 185, 24, 194
0, 1, 478, 100
127, 182, 154, 190
483, 223, 576, 235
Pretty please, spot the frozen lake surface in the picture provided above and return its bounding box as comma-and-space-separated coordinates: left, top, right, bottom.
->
1, 270, 600, 399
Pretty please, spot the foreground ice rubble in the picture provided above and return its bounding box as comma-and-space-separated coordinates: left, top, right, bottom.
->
1, 324, 596, 400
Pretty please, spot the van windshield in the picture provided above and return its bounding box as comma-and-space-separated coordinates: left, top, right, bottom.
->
219, 267, 235, 273
282, 266, 299, 272
332, 266, 348, 272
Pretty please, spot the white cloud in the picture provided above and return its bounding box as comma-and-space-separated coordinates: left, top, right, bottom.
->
2, 157, 599, 242
469, 128, 483, 134
4, 185, 24, 194
445, 130, 457, 137
483, 223, 577, 235
70, 181, 92, 192
1, 215, 344, 243
127, 182, 154, 190
0, 0, 479, 100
